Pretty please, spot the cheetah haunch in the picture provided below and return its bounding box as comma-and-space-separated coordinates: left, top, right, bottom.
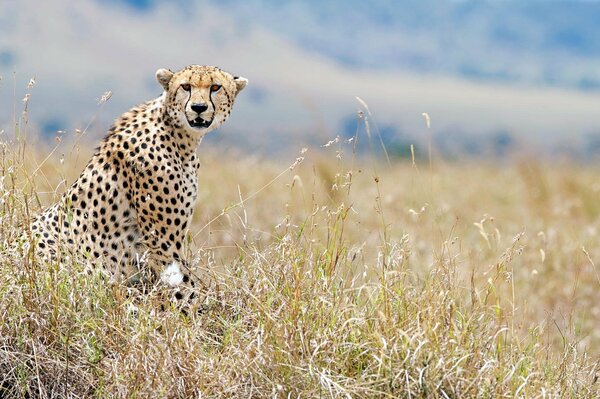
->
30, 65, 247, 297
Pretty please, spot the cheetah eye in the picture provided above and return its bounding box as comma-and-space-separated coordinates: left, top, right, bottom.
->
181, 84, 191, 91
210, 84, 221, 92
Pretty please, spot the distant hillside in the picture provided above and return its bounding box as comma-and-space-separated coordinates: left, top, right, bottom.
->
209, 0, 600, 91
2, 0, 600, 158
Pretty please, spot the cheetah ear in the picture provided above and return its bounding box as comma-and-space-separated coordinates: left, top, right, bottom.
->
233, 76, 248, 94
156, 68, 174, 91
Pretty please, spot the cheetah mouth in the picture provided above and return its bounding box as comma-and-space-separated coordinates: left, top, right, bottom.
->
188, 117, 213, 129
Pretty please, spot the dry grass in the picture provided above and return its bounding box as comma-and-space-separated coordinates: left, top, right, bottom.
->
0, 106, 600, 397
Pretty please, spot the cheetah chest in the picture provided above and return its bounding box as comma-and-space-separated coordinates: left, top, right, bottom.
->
181, 156, 200, 213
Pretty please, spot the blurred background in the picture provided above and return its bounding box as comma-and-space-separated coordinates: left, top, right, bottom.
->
3, 0, 600, 159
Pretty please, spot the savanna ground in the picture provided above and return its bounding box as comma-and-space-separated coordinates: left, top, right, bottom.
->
1, 101, 600, 398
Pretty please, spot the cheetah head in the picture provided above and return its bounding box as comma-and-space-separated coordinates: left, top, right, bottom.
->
156, 65, 248, 136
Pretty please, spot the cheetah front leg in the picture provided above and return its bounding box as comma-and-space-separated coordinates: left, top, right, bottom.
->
128, 174, 204, 306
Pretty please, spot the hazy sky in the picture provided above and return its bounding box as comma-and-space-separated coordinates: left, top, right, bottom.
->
2, 0, 600, 156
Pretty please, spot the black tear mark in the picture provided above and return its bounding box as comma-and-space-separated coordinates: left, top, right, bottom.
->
183, 89, 191, 116
209, 94, 215, 118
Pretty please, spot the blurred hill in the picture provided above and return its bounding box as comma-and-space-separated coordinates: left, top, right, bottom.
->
210, 0, 600, 90
2, 0, 600, 158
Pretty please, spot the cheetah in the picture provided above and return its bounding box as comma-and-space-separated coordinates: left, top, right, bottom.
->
29, 65, 247, 298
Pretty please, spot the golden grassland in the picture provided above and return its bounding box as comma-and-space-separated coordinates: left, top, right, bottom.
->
1, 127, 600, 398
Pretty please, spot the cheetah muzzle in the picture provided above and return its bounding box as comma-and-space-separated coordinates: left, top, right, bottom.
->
189, 116, 212, 129
28, 65, 248, 304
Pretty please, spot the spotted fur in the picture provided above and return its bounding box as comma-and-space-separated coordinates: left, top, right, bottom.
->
30, 65, 247, 298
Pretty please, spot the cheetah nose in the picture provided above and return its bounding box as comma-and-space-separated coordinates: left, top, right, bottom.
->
191, 103, 208, 114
